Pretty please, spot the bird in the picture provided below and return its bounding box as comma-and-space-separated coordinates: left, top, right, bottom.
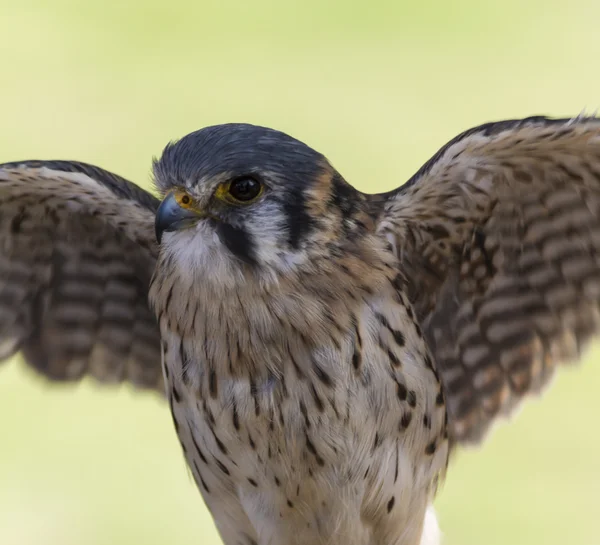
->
1, 114, 600, 545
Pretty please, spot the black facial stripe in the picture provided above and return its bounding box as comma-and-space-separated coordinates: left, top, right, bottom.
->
216, 222, 257, 266
281, 188, 315, 250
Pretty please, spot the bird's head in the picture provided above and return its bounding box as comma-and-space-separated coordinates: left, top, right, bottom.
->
153, 123, 375, 286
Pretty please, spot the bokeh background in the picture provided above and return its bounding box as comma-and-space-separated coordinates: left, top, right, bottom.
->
1, 0, 599, 544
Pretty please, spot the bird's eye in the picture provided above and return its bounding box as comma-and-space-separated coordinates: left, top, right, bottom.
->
227, 177, 263, 203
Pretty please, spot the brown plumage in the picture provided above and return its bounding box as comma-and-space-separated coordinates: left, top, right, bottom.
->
1, 115, 599, 544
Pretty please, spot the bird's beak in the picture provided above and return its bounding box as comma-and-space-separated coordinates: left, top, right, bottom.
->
155, 191, 204, 243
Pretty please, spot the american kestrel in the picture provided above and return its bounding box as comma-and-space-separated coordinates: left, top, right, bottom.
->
1, 116, 599, 545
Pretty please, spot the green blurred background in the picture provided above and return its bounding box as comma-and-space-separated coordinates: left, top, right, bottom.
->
1, 0, 599, 544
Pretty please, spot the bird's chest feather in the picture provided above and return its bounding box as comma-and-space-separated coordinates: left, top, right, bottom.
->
154, 274, 449, 545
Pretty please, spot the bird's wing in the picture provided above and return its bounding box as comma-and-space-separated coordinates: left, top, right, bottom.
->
374, 115, 600, 446
0, 160, 165, 394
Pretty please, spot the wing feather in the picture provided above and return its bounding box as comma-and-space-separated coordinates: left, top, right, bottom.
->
0, 160, 164, 394
375, 115, 600, 444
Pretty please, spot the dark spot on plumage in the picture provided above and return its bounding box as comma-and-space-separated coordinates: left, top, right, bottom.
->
309, 383, 324, 412
313, 363, 333, 388
400, 412, 412, 430
360, 283, 374, 296
216, 221, 257, 266
391, 274, 405, 292
215, 458, 231, 475
296, 484, 301, 496
249, 378, 260, 416
436, 389, 445, 406
171, 385, 181, 403
364, 466, 370, 479
376, 313, 405, 347
407, 390, 417, 408
274, 475, 281, 486
208, 367, 218, 398
387, 497, 395, 513
396, 381, 408, 401
373, 432, 382, 451
308, 468, 314, 478
191, 435, 209, 465
247, 477, 258, 487
425, 223, 450, 239
232, 401, 240, 431
394, 442, 399, 482
352, 346, 362, 371
305, 435, 325, 466
211, 429, 228, 456
268, 443, 272, 459
424, 355, 433, 371
359, 368, 372, 388
299, 400, 311, 429
248, 432, 256, 450
199, 475, 210, 494
193, 461, 210, 494
388, 349, 400, 367
287, 499, 294, 508
423, 414, 431, 429
202, 400, 215, 426
391, 328, 405, 347
339, 263, 353, 278
280, 373, 288, 398
343, 286, 358, 302
290, 352, 305, 379
425, 441, 437, 455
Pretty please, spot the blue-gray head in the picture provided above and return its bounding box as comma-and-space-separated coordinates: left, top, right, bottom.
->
153, 123, 368, 277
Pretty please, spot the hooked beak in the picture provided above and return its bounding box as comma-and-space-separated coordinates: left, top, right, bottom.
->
155, 191, 203, 243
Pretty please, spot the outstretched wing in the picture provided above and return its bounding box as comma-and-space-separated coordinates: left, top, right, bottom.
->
0, 160, 165, 394
375, 115, 600, 445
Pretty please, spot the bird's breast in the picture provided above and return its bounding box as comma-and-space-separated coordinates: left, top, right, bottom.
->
152, 258, 450, 543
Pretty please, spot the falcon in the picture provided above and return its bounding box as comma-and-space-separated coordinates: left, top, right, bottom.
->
1, 115, 599, 545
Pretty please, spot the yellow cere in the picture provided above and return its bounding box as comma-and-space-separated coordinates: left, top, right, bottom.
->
174, 190, 195, 209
